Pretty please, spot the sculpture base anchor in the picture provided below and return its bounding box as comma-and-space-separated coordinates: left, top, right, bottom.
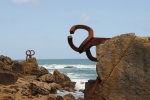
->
84, 77, 101, 100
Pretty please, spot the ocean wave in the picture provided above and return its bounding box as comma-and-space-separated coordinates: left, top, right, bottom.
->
40, 64, 96, 69
67, 73, 97, 79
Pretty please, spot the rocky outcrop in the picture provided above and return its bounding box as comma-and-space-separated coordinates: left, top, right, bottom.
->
53, 69, 71, 84
87, 33, 150, 100
0, 55, 13, 66
21, 58, 39, 75
53, 69, 76, 92
29, 80, 51, 95
38, 73, 55, 83
38, 66, 49, 77
0, 55, 77, 100
0, 56, 13, 71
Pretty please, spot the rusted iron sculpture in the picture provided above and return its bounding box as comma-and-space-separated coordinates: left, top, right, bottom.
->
26, 50, 35, 61
68, 25, 110, 99
68, 25, 110, 62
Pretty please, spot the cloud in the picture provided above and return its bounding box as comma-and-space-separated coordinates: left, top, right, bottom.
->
12, 0, 41, 4
80, 13, 91, 23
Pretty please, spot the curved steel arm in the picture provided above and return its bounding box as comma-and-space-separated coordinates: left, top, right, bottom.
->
30, 50, 35, 56
70, 25, 94, 37
68, 25, 110, 62
69, 25, 94, 53
86, 49, 97, 62
68, 36, 79, 52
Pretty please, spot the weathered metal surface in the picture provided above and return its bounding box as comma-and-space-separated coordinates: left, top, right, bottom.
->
68, 25, 110, 99
86, 77, 101, 100
68, 25, 110, 62
26, 50, 35, 61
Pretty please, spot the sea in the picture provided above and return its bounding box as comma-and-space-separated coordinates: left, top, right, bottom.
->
37, 59, 97, 99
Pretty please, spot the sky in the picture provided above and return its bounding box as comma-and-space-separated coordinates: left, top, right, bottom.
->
0, 0, 150, 60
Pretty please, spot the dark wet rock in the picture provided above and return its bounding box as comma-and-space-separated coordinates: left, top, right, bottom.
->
0, 69, 18, 85
12, 62, 25, 76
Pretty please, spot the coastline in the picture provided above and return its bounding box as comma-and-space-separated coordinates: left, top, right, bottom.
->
0, 56, 85, 100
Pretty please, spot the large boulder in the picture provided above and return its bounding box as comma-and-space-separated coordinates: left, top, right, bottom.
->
0, 55, 13, 71
21, 58, 39, 75
91, 33, 150, 100
0, 55, 13, 66
53, 69, 71, 85
38, 66, 49, 77
0, 69, 18, 85
29, 80, 51, 95
53, 69, 76, 89
38, 73, 55, 83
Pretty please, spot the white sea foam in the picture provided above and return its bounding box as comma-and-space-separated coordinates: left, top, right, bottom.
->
41, 64, 97, 99
40, 64, 96, 69
72, 79, 88, 90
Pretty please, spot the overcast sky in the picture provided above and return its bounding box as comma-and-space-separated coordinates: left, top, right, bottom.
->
0, 0, 150, 60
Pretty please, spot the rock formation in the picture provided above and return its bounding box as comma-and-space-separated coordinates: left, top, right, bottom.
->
0, 56, 77, 100
53, 69, 76, 92
85, 33, 150, 100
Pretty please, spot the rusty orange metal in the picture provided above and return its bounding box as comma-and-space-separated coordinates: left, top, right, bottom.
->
68, 25, 110, 99
68, 25, 110, 61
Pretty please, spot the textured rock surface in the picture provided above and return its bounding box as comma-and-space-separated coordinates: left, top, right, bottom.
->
94, 33, 150, 100
12, 61, 25, 76
0, 55, 13, 71
53, 69, 71, 85
0, 69, 18, 85
38, 73, 55, 83
63, 93, 76, 100
29, 80, 51, 95
38, 66, 49, 77
0, 56, 77, 100
0, 55, 13, 66
53, 69, 76, 92
21, 58, 39, 75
